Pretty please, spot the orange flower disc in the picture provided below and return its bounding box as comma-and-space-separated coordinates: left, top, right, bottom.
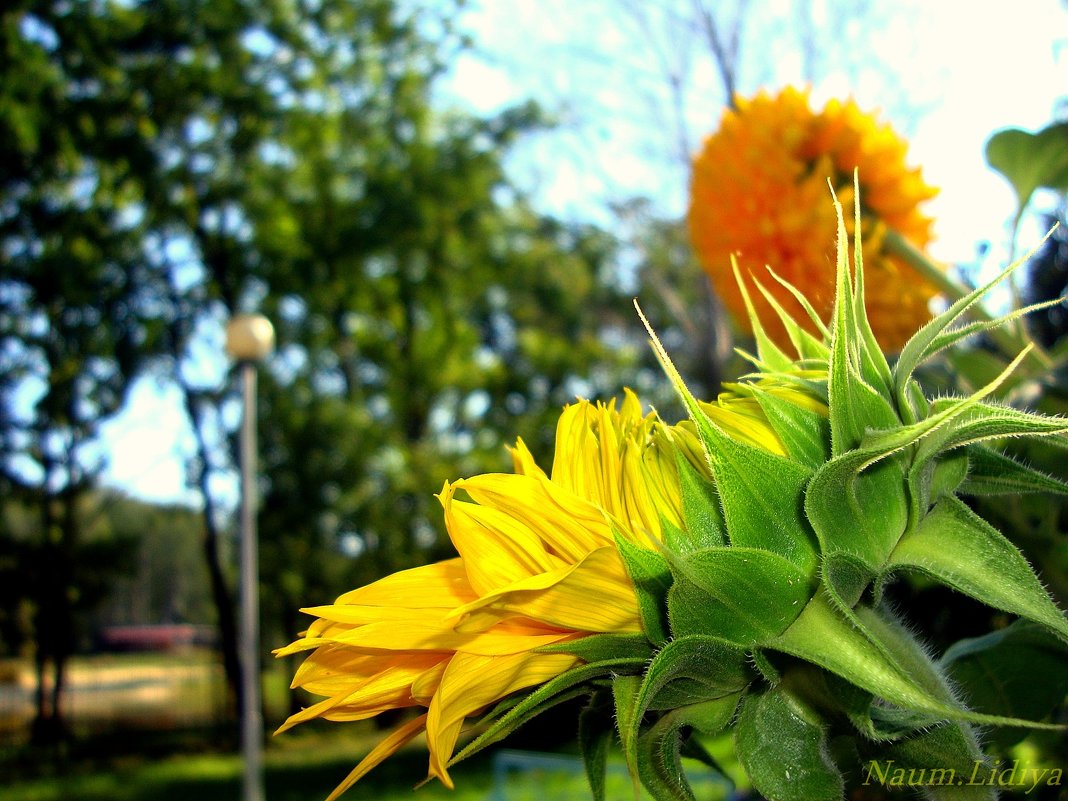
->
688, 87, 939, 351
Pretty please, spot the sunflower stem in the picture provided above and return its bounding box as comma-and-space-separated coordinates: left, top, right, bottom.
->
884, 228, 1051, 371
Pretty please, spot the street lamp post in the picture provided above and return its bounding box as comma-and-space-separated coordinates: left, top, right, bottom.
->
225, 313, 275, 801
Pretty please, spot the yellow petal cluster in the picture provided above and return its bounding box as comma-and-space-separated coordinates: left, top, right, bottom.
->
278, 391, 699, 796
688, 87, 939, 350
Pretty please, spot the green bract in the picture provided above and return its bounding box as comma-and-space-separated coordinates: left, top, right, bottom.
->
448, 190, 1068, 801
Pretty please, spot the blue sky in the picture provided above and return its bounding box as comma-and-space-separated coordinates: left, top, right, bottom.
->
100, 0, 1068, 505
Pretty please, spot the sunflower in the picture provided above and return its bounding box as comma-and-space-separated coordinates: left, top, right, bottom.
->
688, 86, 939, 350
277, 392, 713, 797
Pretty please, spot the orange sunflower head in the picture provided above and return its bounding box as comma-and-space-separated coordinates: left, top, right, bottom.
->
688, 86, 939, 351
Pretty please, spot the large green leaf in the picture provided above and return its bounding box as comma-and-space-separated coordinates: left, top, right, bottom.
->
941, 621, 1068, 749
734, 686, 843, 801
985, 123, 1068, 218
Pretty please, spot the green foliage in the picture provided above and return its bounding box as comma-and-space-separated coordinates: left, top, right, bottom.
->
985, 123, 1068, 224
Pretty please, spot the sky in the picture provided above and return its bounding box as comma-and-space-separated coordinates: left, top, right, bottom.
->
99, 0, 1068, 506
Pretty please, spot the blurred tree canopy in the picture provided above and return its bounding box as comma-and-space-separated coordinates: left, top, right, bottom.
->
1, 0, 695, 736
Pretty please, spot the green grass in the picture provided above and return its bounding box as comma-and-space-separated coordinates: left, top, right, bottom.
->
2, 725, 741, 801
3, 728, 496, 801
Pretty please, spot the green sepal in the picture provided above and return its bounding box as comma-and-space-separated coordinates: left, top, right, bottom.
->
853, 604, 959, 705
578, 690, 614, 801
751, 649, 781, 686
772, 591, 1062, 730
694, 418, 818, 573
637, 303, 817, 571
765, 264, 831, 345
930, 449, 969, 500
913, 386, 1068, 471
857, 722, 993, 801
537, 632, 655, 662
675, 449, 726, 550
805, 451, 908, 584
635, 695, 741, 801
847, 187, 894, 397
666, 547, 814, 645
961, 444, 1068, 496
449, 657, 646, 767
731, 257, 796, 372
941, 620, 1068, 749
882, 495, 1068, 642
613, 673, 644, 781
923, 297, 1063, 368
615, 532, 672, 645
749, 383, 831, 469
827, 194, 899, 455
893, 246, 1039, 410
621, 635, 751, 778
782, 664, 931, 743
734, 686, 844, 801
751, 272, 831, 363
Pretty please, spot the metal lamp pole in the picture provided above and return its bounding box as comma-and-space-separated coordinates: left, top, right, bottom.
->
225, 313, 275, 801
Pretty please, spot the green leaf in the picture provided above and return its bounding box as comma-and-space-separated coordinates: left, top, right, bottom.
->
615, 532, 672, 645
941, 621, 1068, 749
985, 123, 1068, 218
635, 695, 740, 801
734, 686, 843, 801
883, 496, 1068, 642
614, 673, 644, 778
666, 547, 814, 645
961, 444, 1068, 496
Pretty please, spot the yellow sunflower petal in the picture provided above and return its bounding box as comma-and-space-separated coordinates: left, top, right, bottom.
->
447, 545, 643, 634
333, 558, 476, 607
425, 652, 579, 788
322, 713, 429, 801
